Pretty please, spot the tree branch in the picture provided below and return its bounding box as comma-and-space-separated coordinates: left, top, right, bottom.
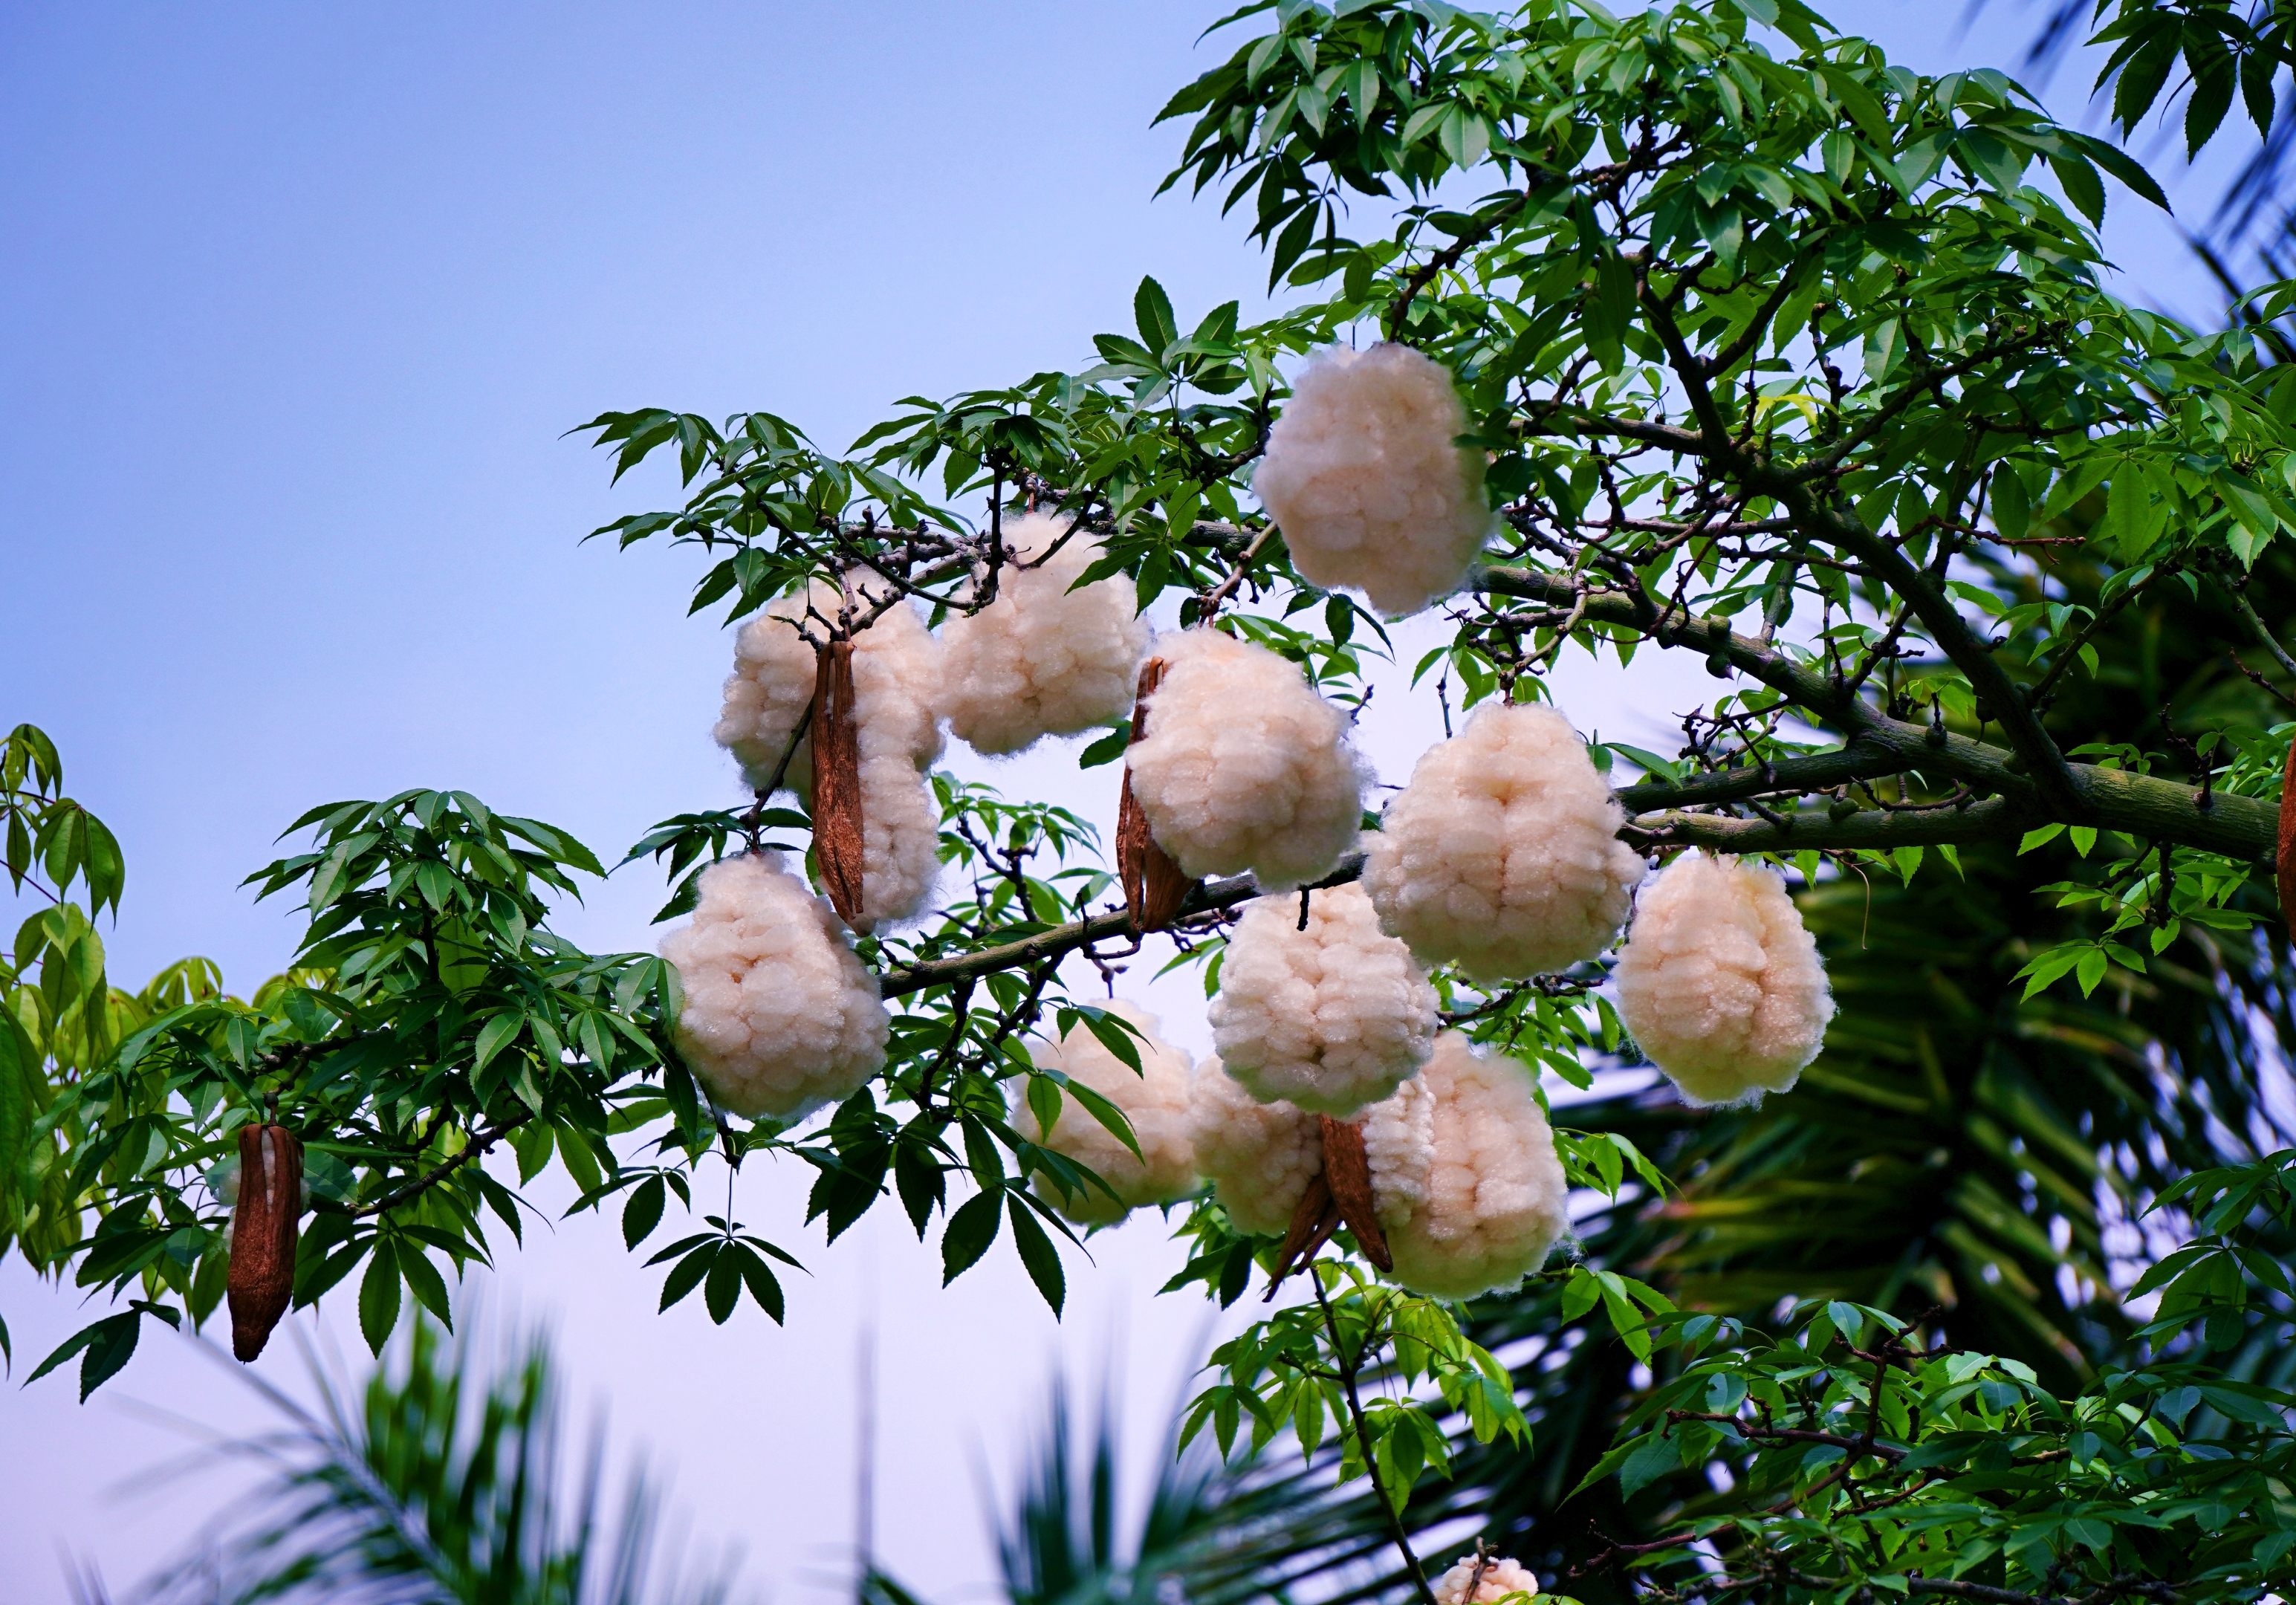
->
347, 1115, 531, 1219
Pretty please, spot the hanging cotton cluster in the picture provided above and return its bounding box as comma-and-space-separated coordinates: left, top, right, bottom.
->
1614, 849, 1834, 1106
1008, 1001, 1199, 1225
227, 1121, 304, 1361
1382, 1033, 1571, 1300
659, 854, 889, 1121
1189, 1035, 1564, 1300
1251, 344, 1492, 617
1433, 1555, 1543, 1605
939, 512, 1149, 756
1122, 628, 1366, 892
1364, 704, 1644, 981
712, 580, 944, 931
1210, 883, 1438, 1118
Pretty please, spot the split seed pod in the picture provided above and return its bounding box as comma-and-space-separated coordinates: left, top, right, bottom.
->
227, 1122, 305, 1362
1116, 658, 1194, 932
808, 641, 867, 928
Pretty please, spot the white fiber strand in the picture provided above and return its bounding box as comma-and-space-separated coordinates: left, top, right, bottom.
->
1187, 1062, 1322, 1236
712, 580, 944, 930
1382, 1033, 1570, 1300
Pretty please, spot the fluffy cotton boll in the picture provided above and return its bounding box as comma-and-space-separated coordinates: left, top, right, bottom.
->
852, 756, 942, 933
1011, 1001, 1199, 1225
940, 513, 1149, 756
1210, 883, 1439, 1118
1252, 345, 1492, 617
1432, 1556, 1542, 1605
658, 854, 889, 1121
1615, 851, 1834, 1106
1123, 628, 1366, 890
1187, 1061, 1323, 1236
713, 581, 945, 791
1384, 1033, 1570, 1300
1363, 703, 1645, 981
1360, 1073, 1434, 1233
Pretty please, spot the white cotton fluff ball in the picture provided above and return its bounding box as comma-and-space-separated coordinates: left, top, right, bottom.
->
713, 580, 946, 791
1251, 344, 1492, 617
1363, 703, 1645, 982
1187, 1060, 1323, 1236
940, 513, 1149, 756
1382, 1033, 1570, 1300
712, 581, 945, 930
1011, 1002, 1199, 1226
1614, 850, 1835, 1106
1210, 883, 1439, 1119
1433, 1556, 1543, 1605
1123, 628, 1366, 891
658, 854, 890, 1121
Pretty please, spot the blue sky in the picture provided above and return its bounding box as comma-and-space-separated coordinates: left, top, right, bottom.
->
0, 4, 2254, 1601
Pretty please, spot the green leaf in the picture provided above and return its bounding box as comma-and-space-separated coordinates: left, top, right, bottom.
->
1008, 1196, 1066, 1314
941, 1190, 1002, 1283
622, 1175, 666, 1249
1077, 726, 1132, 769
1135, 276, 1178, 358
1618, 1430, 1680, 1498
360, 1242, 402, 1355
659, 1241, 719, 1311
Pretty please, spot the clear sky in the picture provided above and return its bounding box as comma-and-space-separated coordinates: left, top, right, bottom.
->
0, 4, 2250, 1601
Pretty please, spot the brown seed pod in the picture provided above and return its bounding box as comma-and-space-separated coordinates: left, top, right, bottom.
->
1117, 658, 1193, 932
1261, 1115, 1395, 1296
2281, 737, 2296, 934
808, 639, 867, 927
1317, 1115, 1392, 1272
227, 1122, 305, 1362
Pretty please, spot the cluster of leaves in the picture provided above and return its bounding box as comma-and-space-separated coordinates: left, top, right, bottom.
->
14, 19, 2296, 1605
1580, 1292, 2295, 1600
1185, 1264, 1535, 1524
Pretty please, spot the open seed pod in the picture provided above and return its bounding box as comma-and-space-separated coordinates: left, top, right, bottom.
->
808, 640, 868, 928
1116, 657, 1194, 932
227, 1121, 305, 1362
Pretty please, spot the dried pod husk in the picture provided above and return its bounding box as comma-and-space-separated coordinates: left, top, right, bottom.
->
808, 640, 867, 928
1317, 1115, 1390, 1271
2280, 738, 2295, 933
227, 1122, 304, 1362
1117, 658, 1194, 931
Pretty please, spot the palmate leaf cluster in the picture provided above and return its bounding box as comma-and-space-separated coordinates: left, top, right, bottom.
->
9, 1, 2296, 1601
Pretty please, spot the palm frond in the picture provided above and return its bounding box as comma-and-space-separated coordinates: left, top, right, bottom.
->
133, 1314, 736, 1605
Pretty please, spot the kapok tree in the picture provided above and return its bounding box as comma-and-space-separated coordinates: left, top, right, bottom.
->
7, 1, 2295, 1600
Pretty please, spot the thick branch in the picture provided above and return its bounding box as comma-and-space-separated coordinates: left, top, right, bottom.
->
1474, 568, 2271, 857
879, 855, 1366, 999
